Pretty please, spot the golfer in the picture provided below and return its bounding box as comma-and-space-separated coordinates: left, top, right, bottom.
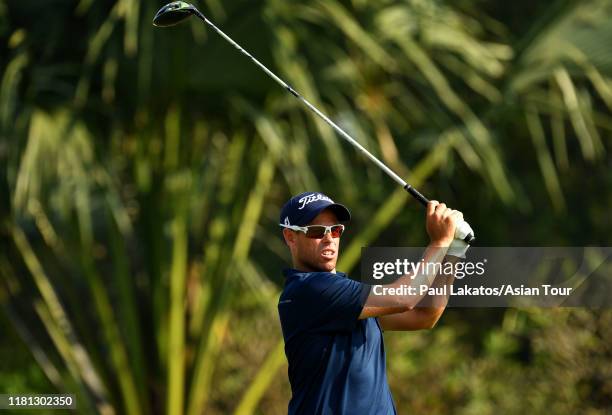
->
278, 191, 465, 414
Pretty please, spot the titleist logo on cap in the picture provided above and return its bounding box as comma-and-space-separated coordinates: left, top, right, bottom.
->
298, 193, 333, 209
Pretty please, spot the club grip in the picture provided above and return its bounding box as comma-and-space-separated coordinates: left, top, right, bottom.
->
403, 184, 429, 206
404, 184, 475, 244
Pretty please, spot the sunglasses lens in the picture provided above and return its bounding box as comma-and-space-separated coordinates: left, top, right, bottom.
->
302, 225, 344, 238
305, 226, 326, 238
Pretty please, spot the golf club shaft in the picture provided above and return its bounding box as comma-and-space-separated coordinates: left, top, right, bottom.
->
192, 8, 476, 243
192, 11, 421, 197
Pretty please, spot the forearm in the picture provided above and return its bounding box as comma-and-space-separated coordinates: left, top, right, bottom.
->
414, 255, 460, 309
368, 243, 450, 309
384, 256, 459, 330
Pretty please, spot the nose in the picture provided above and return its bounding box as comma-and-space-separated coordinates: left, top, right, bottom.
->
322, 230, 334, 242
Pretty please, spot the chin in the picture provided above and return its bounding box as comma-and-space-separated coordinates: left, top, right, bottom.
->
300, 257, 336, 272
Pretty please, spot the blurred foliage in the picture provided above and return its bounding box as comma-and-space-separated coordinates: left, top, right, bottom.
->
0, 312, 56, 415
0, 0, 611, 414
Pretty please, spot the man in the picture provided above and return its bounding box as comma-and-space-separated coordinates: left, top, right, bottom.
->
277, 191, 466, 414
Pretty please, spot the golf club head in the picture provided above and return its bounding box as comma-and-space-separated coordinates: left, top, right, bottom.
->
153, 1, 197, 27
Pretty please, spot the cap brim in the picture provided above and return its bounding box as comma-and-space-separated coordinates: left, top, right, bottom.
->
296, 203, 351, 225
327, 203, 351, 222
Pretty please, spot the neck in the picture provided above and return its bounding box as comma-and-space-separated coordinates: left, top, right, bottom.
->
292, 259, 336, 274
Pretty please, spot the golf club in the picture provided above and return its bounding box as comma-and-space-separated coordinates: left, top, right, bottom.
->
153, 1, 475, 244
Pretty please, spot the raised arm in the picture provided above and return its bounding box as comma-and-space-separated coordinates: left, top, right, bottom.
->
358, 201, 465, 327
376, 255, 460, 330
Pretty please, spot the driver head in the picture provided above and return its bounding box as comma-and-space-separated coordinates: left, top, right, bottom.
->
153, 1, 196, 27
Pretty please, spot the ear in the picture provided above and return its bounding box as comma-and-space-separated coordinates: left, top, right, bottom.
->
282, 228, 295, 246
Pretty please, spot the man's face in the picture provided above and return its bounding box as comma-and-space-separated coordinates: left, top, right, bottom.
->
284, 209, 342, 273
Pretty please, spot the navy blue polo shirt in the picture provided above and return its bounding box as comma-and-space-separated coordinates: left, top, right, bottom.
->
278, 268, 397, 415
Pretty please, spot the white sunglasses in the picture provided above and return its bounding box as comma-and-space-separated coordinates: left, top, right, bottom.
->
280, 224, 345, 239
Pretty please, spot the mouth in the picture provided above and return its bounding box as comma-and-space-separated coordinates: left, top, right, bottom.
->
320, 249, 336, 259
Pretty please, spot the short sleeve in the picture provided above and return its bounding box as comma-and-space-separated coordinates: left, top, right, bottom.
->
297, 273, 371, 333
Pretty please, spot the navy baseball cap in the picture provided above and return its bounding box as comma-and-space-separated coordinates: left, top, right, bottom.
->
279, 192, 351, 227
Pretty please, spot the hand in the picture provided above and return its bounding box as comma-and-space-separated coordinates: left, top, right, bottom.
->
425, 201, 464, 246
447, 238, 469, 259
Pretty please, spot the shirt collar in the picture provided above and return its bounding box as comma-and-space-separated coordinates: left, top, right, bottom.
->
283, 268, 345, 278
